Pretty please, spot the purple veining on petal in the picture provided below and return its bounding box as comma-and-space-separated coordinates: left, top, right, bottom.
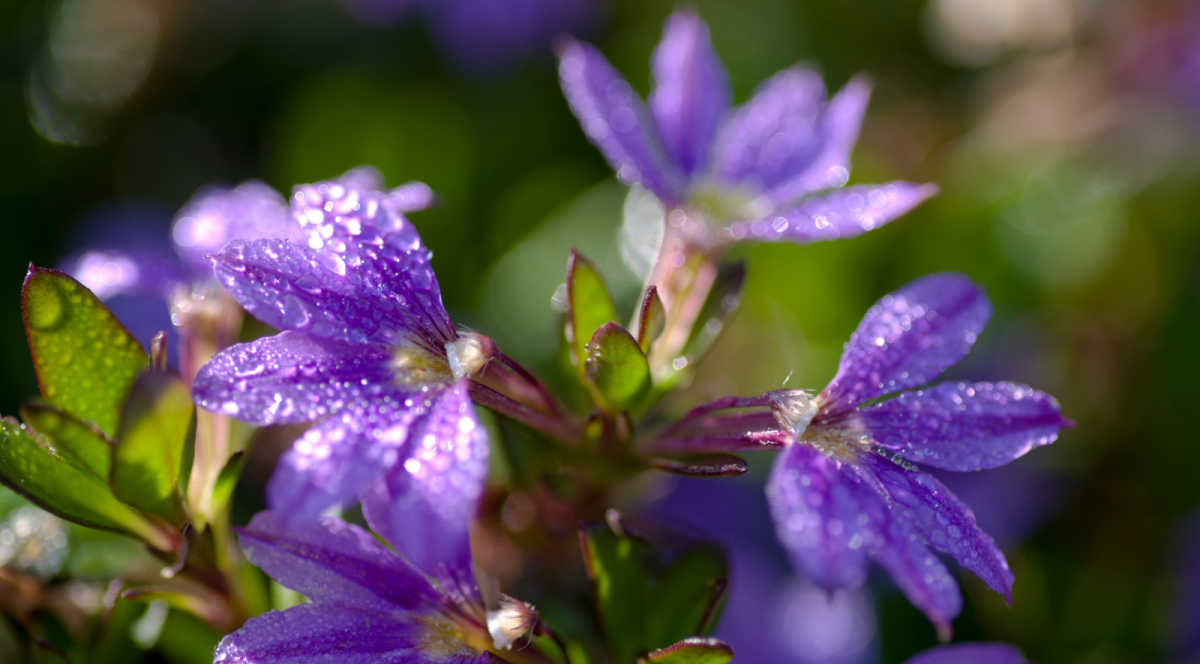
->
361, 381, 488, 592
904, 643, 1028, 664
237, 511, 439, 612
766, 444, 874, 589
723, 182, 936, 245
860, 381, 1067, 471
764, 76, 872, 206
266, 393, 433, 523
557, 39, 686, 205
192, 331, 395, 426
171, 180, 296, 278
712, 65, 828, 191
865, 455, 1013, 601
213, 604, 482, 664
819, 273, 992, 418
649, 10, 730, 177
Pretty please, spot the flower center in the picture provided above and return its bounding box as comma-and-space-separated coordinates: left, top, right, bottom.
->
416, 613, 479, 660
391, 332, 493, 388
686, 178, 772, 227
768, 390, 871, 463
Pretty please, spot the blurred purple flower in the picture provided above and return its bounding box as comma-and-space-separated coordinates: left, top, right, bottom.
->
905, 643, 1027, 664
557, 10, 934, 249
191, 173, 493, 560
652, 273, 1070, 632
215, 505, 534, 662
343, 0, 596, 74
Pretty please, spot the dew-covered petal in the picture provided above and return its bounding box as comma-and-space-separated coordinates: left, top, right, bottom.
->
558, 38, 686, 205
236, 511, 438, 612
362, 381, 488, 595
192, 331, 394, 426
722, 182, 935, 245
712, 66, 827, 192
859, 381, 1067, 471
649, 10, 729, 176
766, 444, 876, 589
171, 180, 297, 277
865, 455, 1013, 601
211, 235, 452, 348
763, 76, 871, 206
905, 643, 1027, 664
870, 512, 962, 631
267, 393, 434, 523
213, 604, 488, 664
819, 273, 992, 417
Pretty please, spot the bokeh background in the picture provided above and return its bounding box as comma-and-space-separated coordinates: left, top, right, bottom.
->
2, 0, 1200, 661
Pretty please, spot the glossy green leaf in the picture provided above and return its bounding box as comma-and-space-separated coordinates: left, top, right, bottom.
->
19, 402, 112, 477
581, 517, 728, 663
634, 286, 666, 352
21, 267, 148, 436
585, 323, 651, 412
639, 638, 733, 664
0, 417, 171, 550
112, 371, 194, 524
566, 249, 618, 373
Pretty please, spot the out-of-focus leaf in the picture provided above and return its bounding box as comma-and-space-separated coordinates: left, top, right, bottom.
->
0, 418, 171, 551
620, 184, 666, 281
21, 267, 148, 436
567, 249, 618, 373
210, 451, 245, 514
20, 402, 111, 477
639, 637, 733, 664
634, 287, 666, 352
581, 519, 728, 662
647, 455, 748, 477
112, 372, 193, 524
586, 323, 651, 412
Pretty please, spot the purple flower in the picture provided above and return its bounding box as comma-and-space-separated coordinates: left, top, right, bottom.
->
192, 172, 493, 558
651, 273, 1069, 631
214, 506, 536, 662
557, 10, 935, 249
343, 0, 596, 74
905, 643, 1027, 664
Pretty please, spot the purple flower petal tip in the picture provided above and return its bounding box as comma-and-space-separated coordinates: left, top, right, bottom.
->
905, 642, 1028, 664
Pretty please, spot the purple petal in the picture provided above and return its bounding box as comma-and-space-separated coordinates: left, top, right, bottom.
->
334, 166, 385, 193
865, 455, 1013, 601
362, 382, 488, 593
649, 10, 730, 176
712, 66, 827, 192
870, 513, 962, 633
212, 236, 453, 348
214, 604, 488, 663
237, 511, 439, 612
192, 331, 394, 426
171, 180, 297, 277
267, 393, 434, 522
64, 247, 185, 301
723, 182, 935, 245
766, 444, 875, 589
819, 273, 992, 417
859, 381, 1066, 471
764, 76, 871, 206
558, 39, 686, 205
386, 182, 437, 214
905, 643, 1028, 664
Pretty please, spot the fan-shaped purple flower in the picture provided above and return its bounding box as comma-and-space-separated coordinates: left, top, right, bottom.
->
192, 173, 492, 546
557, 10, 936, 248
651, 273, 1070, 632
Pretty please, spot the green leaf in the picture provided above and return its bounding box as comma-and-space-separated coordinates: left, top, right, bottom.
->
581, 517, 728, 663
0, 417, 171, 550
112, 371, 194, 524
639, 638, 733, 664
210, 451, 245, 513
680, 261, 745, 365
21, 267, 148, 436
19, 402, 112, 477
585, 323, 651, 412
566, 249, 618, 373
633, 286, 666, 353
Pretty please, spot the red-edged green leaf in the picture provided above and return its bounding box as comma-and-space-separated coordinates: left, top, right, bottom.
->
21, 267, 148, 436
566, 249, 618, 373
640, 637, 733, 664
634, 286, 666, 352
586, 323, 651, 412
